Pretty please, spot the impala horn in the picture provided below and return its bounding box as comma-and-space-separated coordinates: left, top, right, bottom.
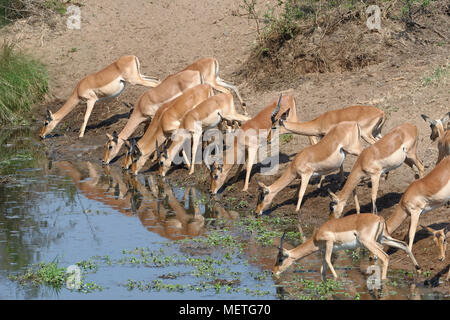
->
270, 94, 283, 125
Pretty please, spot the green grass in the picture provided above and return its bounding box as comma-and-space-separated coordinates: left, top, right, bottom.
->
9, 259, 66, 288
422, 64, 449, 87
0, 43, 48, 124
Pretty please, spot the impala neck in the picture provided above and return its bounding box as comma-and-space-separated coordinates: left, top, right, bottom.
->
267, 167, 297, 201
283, 118, 323, 136
337, 161, 364, 202
386, 204, 408, 234
53, 91, 80, 122
288, 236, 319, 260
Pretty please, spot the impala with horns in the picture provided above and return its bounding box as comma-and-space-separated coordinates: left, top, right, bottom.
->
386, 156, 450, 252
272, 214, 421, 280
210, 94, 300, 194
103, 69, 203, 164
127, 84, 213, 175
40, 55, 160, 139
278, 105, 385, 145
421, 112, 450, 165
256, 121, 364, 216
158, 92, 251, 176
329, 123, 425, 217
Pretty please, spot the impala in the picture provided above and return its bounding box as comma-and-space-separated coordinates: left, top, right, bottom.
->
103, 69, 203, 164
421, 224, 448, 262
158, 92, 251, 176
272, 213, 421, 280
128, 84, 213, 175
386, 156, 450, 252
279, 105, 385, 145
421, 225, 449, 282
421, 112, 450, 165
329, 123, 425, 217
40, 55, 160, 139
180, 57, 247, 114
210, 95, 300, 194
256, 121, 363, 216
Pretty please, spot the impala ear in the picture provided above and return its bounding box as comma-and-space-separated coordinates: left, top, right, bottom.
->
420, 225, 437, 235
112, 131, 119, 143
421, 114, 436, 125
442, 112, 450, 123
255, 177, 268, 192
327, 189, 338, 201
46, 108, 54, 121
106, 132, 114, 141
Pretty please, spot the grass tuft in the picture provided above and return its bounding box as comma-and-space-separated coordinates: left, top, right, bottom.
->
0, 42, 48, 124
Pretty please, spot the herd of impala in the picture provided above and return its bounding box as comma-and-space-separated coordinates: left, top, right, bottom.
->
39, 55, 449, 286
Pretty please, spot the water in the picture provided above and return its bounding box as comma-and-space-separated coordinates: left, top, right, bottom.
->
0, 127, 448, 300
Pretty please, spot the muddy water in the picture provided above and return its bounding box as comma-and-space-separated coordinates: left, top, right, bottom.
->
0, 127, 448, 300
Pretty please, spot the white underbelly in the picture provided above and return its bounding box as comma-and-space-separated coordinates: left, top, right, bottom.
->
315, 149, 346, 176
333, 238, 361, 252
379, 147, 406, 174
96, 78, 125, 100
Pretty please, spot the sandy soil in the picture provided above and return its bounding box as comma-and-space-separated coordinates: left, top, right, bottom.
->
1, 0, 448, 292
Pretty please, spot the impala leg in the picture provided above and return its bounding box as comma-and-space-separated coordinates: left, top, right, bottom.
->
231, 163, 244, 184
360, 239, 390, 280
317, 175, 325, 188
189, 132, 202, 175
370, 172, 381, 214
243, 146, 257, 192
353, 189, 360, 214
339, 165, 345, 184
79, 99, 96, 138
405, 152, 425, 178
407, 211, 421, 252
320, 254, 328, 280
325, 241, 338, 279
296, 172, 313, 212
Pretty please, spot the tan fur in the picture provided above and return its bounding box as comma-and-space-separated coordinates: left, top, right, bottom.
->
159, 92, 250, 176
329, 123, 425, 217
103, 69, 203, 164
210, 95, 299, 194
255, 122, 363, 216
128, 84, 212, 175
386, 156, 450, 251
273, 214, 420, 280
282, 105, 385, 144
40, 55, 160, 139
422, 113, 450, 165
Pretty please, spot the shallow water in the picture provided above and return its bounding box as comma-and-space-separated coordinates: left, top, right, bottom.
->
0, 127, 448, 300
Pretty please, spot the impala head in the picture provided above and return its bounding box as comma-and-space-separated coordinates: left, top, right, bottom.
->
328, 189, 345, 218
210, 161, 225, 194
421, 225, 448, 262
421, 113, 450, 141
255, 178, 271, 215
272, 232, 292, 276
103, 131, 119, 164
158, 144, 170, 177
39, 108, 56, 139
130, 143, 144, 176
122, 138, 137, 170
